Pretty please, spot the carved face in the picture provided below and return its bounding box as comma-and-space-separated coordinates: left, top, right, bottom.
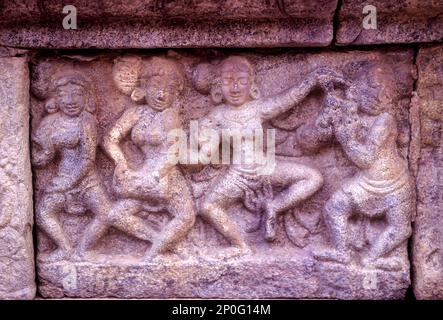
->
56, 83, 86, 117
145, 75, 179, 111
221, 69, 251, 107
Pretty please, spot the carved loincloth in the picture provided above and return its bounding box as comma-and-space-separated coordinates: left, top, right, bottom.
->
357, 169, 410, 196
341, 168, 412, 217
63, 172, 102, 214
213, 167, 272, 213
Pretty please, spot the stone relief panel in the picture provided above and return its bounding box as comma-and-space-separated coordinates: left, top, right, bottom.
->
30, 49, 415, 299
0, 57, 36, 299
412, 44, 443, 299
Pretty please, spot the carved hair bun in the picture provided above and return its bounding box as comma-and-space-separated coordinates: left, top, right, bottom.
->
112, 55, 142, 96
192, 62, 216, 94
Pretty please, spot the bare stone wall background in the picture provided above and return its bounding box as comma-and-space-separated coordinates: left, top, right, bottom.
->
412, 45, 443, 299
0, 57, 36, 299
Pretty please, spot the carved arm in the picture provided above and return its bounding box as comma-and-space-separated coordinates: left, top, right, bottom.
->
261, 68, 348, 121
197, 116, 221, 164
31, 120, 56, 168
260, 75, 317, 120
332, 98, 393, 169
103, 107, 139, 167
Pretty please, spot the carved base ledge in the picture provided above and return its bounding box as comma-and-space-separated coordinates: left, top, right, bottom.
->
38, 254, 409, 299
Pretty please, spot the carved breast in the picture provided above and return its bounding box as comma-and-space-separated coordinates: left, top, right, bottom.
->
131, 109, 161, 147
51, 117, 81, 149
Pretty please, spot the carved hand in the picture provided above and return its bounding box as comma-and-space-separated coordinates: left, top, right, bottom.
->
32, 149, 51, 167
324, 92, 359, 128
332, 112, 360, 143
314, 112, 334, 140
243, 180, 273, 213
115, 161, 129, 175
313, 68, 349, 91
46, 176, 74, 193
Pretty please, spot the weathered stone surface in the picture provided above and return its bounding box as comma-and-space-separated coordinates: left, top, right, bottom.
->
31, 49, 415, 299
412, 44, 443, 300
0, 0, 441, 302
0, 0, 338, 23
0, 0, 337, 48
337, 0, 443, 45
0, 57, 36, 299
38, 254, 409, 299
0, 47, 28, 58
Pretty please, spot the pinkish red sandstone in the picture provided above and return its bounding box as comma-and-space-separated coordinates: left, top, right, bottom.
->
0, 1, 442, 301
0, 57, 36, 299
412, 44, 443, 300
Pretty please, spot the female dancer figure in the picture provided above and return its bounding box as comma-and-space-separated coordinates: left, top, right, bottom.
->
33, 73, 157, 261
98, 57, 196, 260
193, 56, 344, 252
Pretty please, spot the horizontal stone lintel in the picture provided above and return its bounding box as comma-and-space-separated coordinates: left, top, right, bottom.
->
0, 19, 333, 49
1, 0, 442, 48
0, 0, 338, 24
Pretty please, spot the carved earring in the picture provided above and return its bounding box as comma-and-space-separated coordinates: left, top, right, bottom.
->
211, 87, 223, 104
250, 84, 260, 100
85, 95, 96, 113
44, 98, 59, 114
131, 87, 146, 103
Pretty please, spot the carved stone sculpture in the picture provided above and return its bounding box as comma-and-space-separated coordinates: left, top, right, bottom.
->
298, 62, 413, 272
31, 50, 415, 299
32, 73, 110, 262
193, 56, 345, 249
100, 56, 196, 260
0, 0, 442, 303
